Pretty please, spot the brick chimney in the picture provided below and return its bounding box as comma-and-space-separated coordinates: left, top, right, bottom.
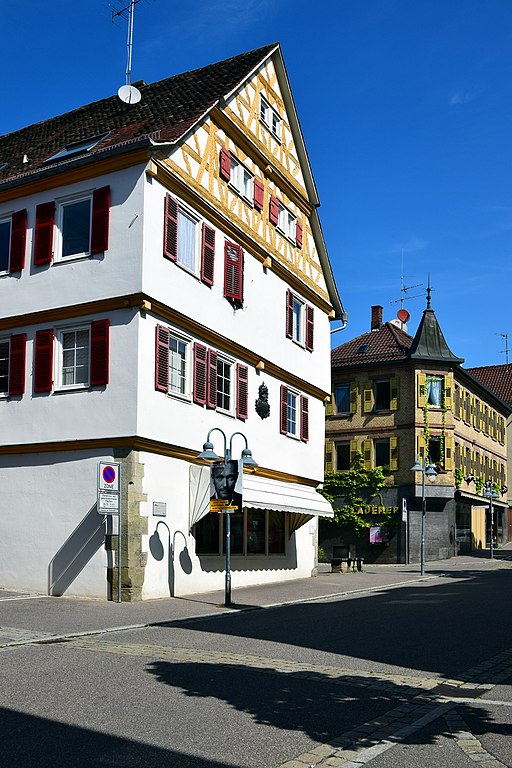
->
371, 305, 383, 331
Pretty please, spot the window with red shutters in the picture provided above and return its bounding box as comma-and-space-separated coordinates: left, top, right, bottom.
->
163, 193, 178, 261
8, 334, 26, 396
286, 290, 294, 339
9, 210, 27, 273
236, 364, 248, 420
280, 385, 288, 434
300, 395, 309, 442
34, 329, 54, 392
34, 202, 55, 265
253, 178, 264, 211
155, 325, 170, 392
207, 349, 218, 409
90, 186, 110, 254
201, 223, 215, 286
224, 242, 243, 303
193, 343, 207, 405
296, 220, 303, 249
219, 147, 231, 181
305, 304, 314, 352
269, 195, 279, 225
90, 319, 110, 386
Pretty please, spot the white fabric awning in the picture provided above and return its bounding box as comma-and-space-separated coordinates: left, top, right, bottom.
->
242, 475, 334, 517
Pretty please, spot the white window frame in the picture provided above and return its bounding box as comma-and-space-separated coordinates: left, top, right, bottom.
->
286, 388, 300, 438
229, 155, 254, 204
55, 192, 93, 262
176, 201, 201, 276
277, 201, 297, 242
0, 215, 12, 274
260, 95, 282, 141
0, 337, 9, 396
56, 324, 91, 391
168, 330, 191, 400
216, 355, 235, 415
291, 294, 305, 346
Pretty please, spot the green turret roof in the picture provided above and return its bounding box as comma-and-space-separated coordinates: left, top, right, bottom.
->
409, 289, 464, 364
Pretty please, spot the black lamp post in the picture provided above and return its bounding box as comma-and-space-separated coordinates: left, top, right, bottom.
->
411, 456, 437, 576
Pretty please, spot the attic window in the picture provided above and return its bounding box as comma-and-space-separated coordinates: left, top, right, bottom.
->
357, 344, 369, 354
45, 133, 109, 164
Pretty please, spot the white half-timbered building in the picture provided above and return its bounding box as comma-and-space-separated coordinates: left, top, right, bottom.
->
0, 44, 344, 599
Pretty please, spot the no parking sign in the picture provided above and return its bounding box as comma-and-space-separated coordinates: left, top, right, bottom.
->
98, 462, 120, 515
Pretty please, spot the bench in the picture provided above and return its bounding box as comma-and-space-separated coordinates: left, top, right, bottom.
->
331, 545, 364, 573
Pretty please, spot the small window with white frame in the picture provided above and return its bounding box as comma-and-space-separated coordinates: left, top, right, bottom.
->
292, 294, 305, 345
217, 356, 233, 413
277, 201, 297, 242
229, 156, 254, 203
168, 331, 191, 398
176, 204, 201, 274
0, 217, 11, 273
0, 337, 9, 394
260, 95, 282, 141
286, 389, 299, 437
57, 326, 90, 388
56, 194, 93, 260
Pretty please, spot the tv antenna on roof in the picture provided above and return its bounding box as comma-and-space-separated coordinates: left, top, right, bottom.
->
390, 250, 423, 309
496, 332, 509, 364
113, 0, 143, 104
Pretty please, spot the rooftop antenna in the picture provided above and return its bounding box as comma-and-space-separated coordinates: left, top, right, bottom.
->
497, 332, 509, 364
390, 249, 423, 308
113, 0, 142, 104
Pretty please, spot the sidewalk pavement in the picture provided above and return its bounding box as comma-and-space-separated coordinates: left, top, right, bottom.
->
0, 551, 510, 646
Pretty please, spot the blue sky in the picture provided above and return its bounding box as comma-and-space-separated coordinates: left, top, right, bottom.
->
2, 0, 512, 367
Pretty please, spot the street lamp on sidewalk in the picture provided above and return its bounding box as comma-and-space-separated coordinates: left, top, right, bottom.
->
196, 428, 257, 607
411, 456, 437, 576
483, 481, 507, 560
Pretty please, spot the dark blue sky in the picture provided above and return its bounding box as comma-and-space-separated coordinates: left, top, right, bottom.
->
3, 0, 512, 366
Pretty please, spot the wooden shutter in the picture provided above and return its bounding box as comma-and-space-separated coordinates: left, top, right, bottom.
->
295, 220, 303, 248
417, 372, 426, 408
34, 329, 54, 392
236, 364, 248, 420
91, 186, 110, 254
390, 436, 398, 471
280, 385, 288, 434
219, 147, 231, 181
350, 382, 358, 413
305, 305, 314, 351
193, 343, 207, 405
350, 439, 358, 466
285, 290, 293, 338
201, 223, 215, 286
417, 432, 427, 459
253, 178, 264, 211
9, 209, 27, 273
163, 194, 178, 261
390, 377, 399, 410
325, 440, 335, 472
300, 395, 309, 442
325, 393, 334, 416
362, 439, 372, 469
269, 195, 279, 225
444, 434, 454, 471
34, 202, 55, 265
155, 325, 170, 392
8, 334, 26, 396
444, 373, 453, 410
90, 319, 110, 386
363, 381, 374, 413
206, 349, 218, 409
224, 242, 243, 302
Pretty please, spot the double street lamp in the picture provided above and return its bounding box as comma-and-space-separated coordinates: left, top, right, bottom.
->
483, 480, 507, 560
411, 456, 437, 576
196, 428, 257, 607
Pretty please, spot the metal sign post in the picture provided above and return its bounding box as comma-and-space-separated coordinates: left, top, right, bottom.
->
98, 462, 122, 603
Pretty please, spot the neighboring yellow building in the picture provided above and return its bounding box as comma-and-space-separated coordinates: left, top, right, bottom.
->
324, 297, 510, 564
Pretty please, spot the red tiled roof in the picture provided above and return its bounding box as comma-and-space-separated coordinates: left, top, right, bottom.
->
0, 44, 277, 187
331, 322, 413, 368
466, 364, 512, 407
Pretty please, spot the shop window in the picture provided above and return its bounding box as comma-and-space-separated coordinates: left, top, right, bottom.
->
194, 509, 285, 555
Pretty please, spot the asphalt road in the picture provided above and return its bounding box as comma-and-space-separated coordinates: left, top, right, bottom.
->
0, 563, 511, 767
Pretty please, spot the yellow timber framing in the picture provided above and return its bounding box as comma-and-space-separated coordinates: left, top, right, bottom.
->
0, 436, 320, 488
0, 291, 329, 401
147, 159, 335, 318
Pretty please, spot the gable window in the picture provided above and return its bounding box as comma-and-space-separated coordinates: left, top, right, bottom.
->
285, 290, 314, 350
277, 202, 297, 241
260, 95, 282, 141
45, 134, 109, 164
335, 384, 350, 414
229, 156, 254, 202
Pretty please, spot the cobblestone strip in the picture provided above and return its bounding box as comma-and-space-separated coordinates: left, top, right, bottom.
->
0, 626, 55, 645
456, 647, 512, 686
443, 709, 508, 767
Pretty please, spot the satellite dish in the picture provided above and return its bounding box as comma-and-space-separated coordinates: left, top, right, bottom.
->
118, 84, 141, 105
397, 308, 410, 323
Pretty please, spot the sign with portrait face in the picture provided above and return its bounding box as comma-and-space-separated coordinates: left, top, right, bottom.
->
209, 459, 243, 513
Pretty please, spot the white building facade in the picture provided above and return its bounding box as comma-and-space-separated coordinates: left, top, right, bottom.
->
0, 44, 344, 600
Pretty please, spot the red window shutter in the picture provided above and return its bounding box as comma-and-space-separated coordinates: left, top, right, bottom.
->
224, 242, 243, 302
253, 178, 264, 211
207, 349, 218, 409
163, 193, 178, 261
91, 186, 110, 254
90, 319, 110, 386
219, 147, 231, 181
193, 343, 207, 405
236, 364, 248, 420
305, 304, 314, 351
300, 395, 309, 442
8, 334, 26, 396
34, 202, 55, 265
296, 220, 303, 248
9, 209, 27, 273
34, 329, 54, 393
201, 223, 215, 286
286, 289, 294, 339
280, 385, 288, 434
155, 325, 170, 392
269, 195, 279, 225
